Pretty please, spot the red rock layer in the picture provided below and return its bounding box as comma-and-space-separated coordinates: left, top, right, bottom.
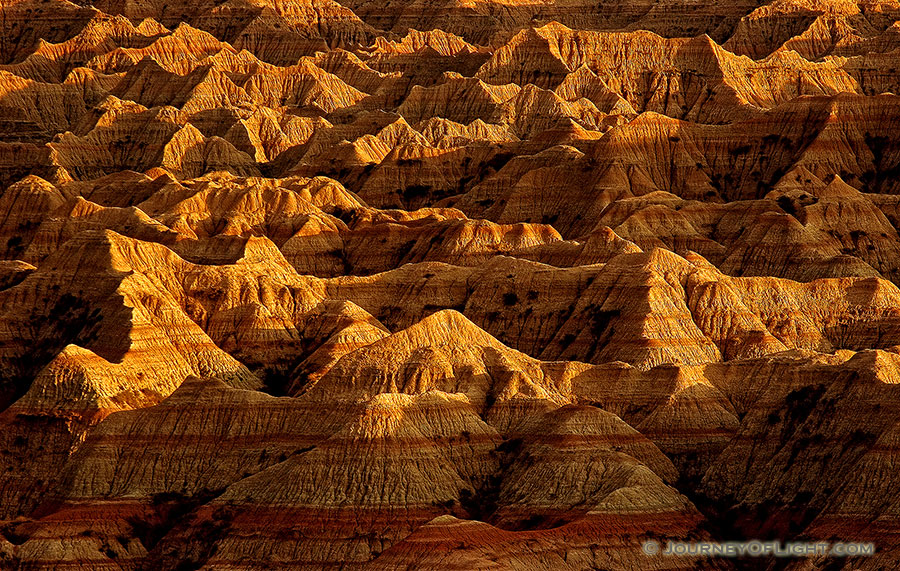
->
3, 0, 900, 569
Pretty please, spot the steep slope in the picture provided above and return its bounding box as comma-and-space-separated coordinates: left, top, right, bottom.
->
6, 0, 900, 569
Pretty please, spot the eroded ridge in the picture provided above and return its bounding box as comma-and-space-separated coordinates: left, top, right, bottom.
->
3, 0, 900, 569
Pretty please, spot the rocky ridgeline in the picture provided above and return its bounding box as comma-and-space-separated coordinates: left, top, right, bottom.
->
2, 0, 900, 569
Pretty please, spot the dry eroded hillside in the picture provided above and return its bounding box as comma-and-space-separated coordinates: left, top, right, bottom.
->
3, 0, 900, 569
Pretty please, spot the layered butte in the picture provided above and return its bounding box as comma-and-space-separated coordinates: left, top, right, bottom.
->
3, 0, 900, 569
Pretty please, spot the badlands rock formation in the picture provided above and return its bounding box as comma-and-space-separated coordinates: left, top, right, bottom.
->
3, 0, 900, 569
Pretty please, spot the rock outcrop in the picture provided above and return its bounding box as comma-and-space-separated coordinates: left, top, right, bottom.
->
5, 0, 900, 569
